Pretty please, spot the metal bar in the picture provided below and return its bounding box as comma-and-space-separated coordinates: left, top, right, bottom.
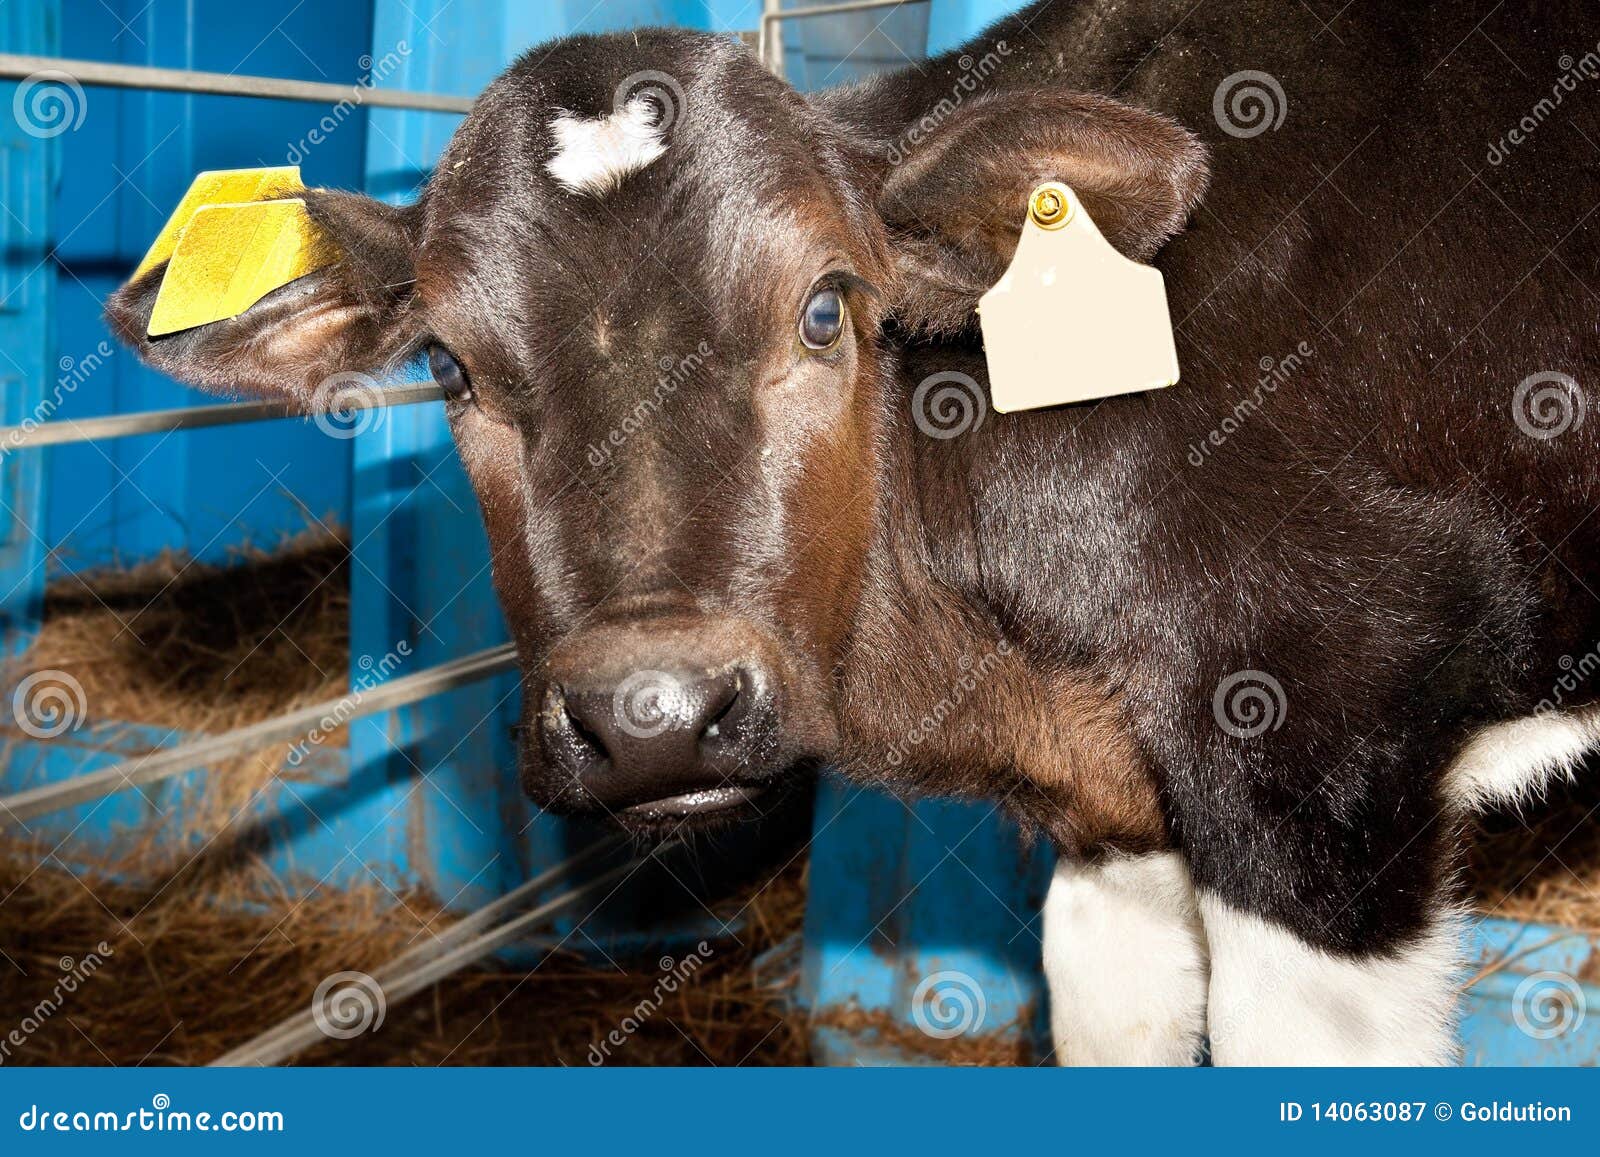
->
0, 643, 518, 826
210, 855, 652, 1067
759, 0, 929, 69
0, 382, 445, 451
761, 0, 786, 74
0, 53, 475, 114
212, 837, 631, 1064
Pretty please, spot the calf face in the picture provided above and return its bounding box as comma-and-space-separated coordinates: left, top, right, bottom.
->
108, 23, 1205, 834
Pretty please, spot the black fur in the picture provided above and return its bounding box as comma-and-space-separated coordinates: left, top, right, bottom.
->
107, 2, 1600, 961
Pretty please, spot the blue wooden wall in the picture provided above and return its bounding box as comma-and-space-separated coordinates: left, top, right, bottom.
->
47, 0, 374, 575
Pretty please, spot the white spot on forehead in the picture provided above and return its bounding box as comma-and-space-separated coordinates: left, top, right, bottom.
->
545, 98, 666, 197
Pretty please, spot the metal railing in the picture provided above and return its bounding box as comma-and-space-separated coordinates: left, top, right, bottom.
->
210, 837, 667, 1066
0, 14, 880, 1069
0, 382, 445, 450
0, 53, 475, 113
758, 0, 929, 72
0, 644, 518, 826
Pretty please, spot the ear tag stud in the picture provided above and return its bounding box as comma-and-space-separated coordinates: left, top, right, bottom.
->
977, 181, 1180, 413
136, 166, 338, 336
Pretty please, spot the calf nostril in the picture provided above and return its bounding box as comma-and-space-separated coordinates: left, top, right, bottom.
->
558, 691, 608, 759
699, 669, 744, 743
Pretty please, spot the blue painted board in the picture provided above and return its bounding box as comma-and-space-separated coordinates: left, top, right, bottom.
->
44, 0, 372, 573
0, 2, 57, 656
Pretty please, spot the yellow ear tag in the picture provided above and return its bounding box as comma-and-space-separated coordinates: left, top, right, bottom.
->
137, 166, 339, 336
146, 199, 336, 336
133, 166, 307, 280
977, 182, 1180, 413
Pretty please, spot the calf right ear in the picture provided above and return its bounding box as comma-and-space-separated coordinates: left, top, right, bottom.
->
815, 38, 1207, 337
105, 190, 422, 406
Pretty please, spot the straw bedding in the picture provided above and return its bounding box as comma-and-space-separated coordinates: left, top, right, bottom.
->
1, 536, 1597, 1066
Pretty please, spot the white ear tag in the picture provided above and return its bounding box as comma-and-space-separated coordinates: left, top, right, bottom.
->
977, 182, 1180, 413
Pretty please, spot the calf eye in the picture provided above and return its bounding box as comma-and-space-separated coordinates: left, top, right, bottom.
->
428, 343, 472, 401
800, 287, 846, 350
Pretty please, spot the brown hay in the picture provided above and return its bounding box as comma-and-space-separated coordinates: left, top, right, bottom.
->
28, 526, 349, 732
0, 848, 812, 1067
1468, 774, 1600, 934
0, 526, 350, 853
809, 1006, 1036, 1066
5, 535, 1600, 1067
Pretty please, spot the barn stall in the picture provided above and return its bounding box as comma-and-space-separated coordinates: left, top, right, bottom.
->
0, 0, 1595, 1066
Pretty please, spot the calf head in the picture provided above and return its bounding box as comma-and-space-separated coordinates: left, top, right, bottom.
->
108, 26, 1205, 835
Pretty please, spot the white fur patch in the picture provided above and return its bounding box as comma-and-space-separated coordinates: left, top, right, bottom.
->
1200, 896, 1463, 1065
1442, 704, 1600, 810
545, 99, 667, 196
1042, 852, 1209, 1065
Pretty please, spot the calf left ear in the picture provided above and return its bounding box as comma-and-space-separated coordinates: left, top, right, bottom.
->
822, 86, 1208, 337
105, 190, 422, 405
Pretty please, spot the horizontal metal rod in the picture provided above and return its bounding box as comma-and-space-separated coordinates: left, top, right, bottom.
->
210, 855, 654, 1066
0, 381, 444, 450
0, 643, 518, 827
0, 53, 475, 114
759, 0, 928, 69
768, 0, 927, 21
212, 836, 631, 1065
